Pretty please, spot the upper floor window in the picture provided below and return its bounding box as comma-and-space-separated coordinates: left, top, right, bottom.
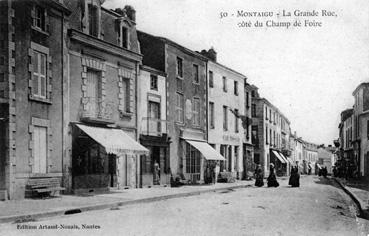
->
209, 102, 215, 129
150, 74, 158, 91
222, 76, 227, 92
265, 106, 268, 120
235, 109, 239, 133
88, 4, 98, 37
251, 90, 255, 97
193, 64, 199, 84
209, 71, 214, 88
192, 97, 200, 126
177, 57, 183, 78
176, 92, 184, 123
223, 106, 228, 131
32, 51, 47, 98
34, 6, 46, 31
252, 104, 256, 117
246, 92, 249, 108
234, 81, 238, 95
122, 27, 129, 49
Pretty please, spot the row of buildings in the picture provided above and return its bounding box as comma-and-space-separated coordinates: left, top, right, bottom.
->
0, 0, 325, 200
337, 83, 369, 178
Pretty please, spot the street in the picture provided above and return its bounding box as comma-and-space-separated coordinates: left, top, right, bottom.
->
1, 176, 368, 236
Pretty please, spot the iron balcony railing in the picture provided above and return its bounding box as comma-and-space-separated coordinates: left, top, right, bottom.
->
81, 97, 114, 121
140, 117, 169, 136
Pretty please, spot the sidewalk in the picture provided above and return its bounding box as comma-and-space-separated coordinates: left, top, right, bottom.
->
0, 180, 254, 224
334, 177, 369, 219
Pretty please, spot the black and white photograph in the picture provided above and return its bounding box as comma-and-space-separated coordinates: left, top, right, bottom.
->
0, 0, 368, 235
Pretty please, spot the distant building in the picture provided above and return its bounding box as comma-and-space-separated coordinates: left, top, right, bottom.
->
317, 146, 335, 174
302, 141, 318, 175
250, 87, 292, 176
352, 83, 369, 177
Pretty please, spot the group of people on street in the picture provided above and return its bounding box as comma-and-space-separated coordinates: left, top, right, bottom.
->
318, 166, 328, 178
254, 163, 300, 188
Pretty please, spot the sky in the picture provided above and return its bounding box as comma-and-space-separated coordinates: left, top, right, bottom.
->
104, 0, 369, 145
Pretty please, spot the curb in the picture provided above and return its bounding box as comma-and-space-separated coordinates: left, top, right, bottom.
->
0, 183, 252, 224
333, 178, 369, 219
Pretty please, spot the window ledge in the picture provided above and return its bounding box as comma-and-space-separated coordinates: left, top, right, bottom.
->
120, 111, 133, 118
31, 26, 49, 36
29, 95, 52, 104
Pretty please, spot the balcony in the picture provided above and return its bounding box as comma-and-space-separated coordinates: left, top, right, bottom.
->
80, 97, 114, 124
140, 117, 169, 136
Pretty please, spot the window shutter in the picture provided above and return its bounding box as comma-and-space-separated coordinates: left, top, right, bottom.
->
129, 78, 134, 113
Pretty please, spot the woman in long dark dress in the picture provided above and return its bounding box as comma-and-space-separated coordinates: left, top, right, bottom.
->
267, 164, 279, 187
289, 166, 300, 187
254, 165, 264, 187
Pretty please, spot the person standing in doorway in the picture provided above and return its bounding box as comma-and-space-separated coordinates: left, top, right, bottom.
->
154, 161, 160, 185
214, 161, 220, 184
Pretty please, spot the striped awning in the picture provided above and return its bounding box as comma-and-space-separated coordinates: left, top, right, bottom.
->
186, 140, 225, 161
76, 124, 149, 155
272, 150, 286, 164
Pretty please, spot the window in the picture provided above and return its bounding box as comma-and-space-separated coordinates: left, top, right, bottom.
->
177, 57, 183, 78
234, 81, 238, 95
121, 78, 130, 113
122, 27, 128, 48
193, 64, 199, 84
270, 129, 272, 144
266, 125, 268, 144
148, 101, 161, 133
34, 5, 46, 31
235, 109, 239, 133
269, 109, 272, 123
150, 74, 158, 90
176, 93, 184, 123
246, 92, 249, 108
209, 71, 214, 88
176, 78, 183, 92
32, 51, 47, 98
222, 76, 227, 92
186, 143, 201, 174
88, 4, 98, 37
223, 106, 228, 131
265, 107, 268, 120
252, 104, 256, 117
86, 69, 102, 115
209, 102, 215, 129
33, 126, 47, 173
192, 97, 200, 126
251, 90, 255, 97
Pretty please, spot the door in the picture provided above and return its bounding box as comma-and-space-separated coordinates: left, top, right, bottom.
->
152, 147, 160, 184
33, 126, 47, 173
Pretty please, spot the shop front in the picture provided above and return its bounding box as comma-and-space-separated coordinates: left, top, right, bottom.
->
183, 139, 225, 184
72, 124, 149, 193
270, 149, 287, 176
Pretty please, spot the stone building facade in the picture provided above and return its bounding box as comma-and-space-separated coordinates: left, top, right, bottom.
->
202, 48, 251, 179
0, 0, 71, 199
138, 31, 214, 183
64, 0, 148, 193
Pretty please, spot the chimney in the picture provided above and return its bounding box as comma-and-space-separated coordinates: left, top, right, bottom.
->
200, 47, 217, 62
124, 5, 136, 22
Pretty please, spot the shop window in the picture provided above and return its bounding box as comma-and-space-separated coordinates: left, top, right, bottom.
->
186, 144, 201, 174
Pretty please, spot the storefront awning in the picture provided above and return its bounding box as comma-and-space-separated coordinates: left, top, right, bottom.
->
278, 152, 289, 164
285, 157, 294, 165
186, 140, 225, 161
272, 150, 286, 164
76, 124, 149, 155
308, 163, 314, 169
317, 163, 322, 169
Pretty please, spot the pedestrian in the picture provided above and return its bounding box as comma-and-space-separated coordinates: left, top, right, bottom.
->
289, 166, 300, 187
154, 161, 160, 185
214, 161, 220, 184
267, 163, 279, 187
254, 164, 264, 187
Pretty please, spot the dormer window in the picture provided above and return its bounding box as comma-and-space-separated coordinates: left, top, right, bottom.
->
122, 26, 129, 49
35, 6, 46, 31
88, 4, 98, 37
